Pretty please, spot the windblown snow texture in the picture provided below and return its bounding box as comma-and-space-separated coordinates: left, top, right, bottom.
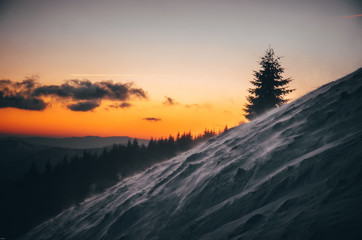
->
22, 69, 362, 240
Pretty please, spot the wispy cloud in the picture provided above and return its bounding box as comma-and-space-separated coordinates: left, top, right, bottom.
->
336, 14, 362, 19
143, 117, 162, 122
70, 74, 143, 77
185, 103, 212, 109
70, 74, 177, 78
109, 102, 133, 109
162, 96, 177, 106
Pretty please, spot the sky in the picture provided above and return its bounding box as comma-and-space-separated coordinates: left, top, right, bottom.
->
0, 0, 361, 139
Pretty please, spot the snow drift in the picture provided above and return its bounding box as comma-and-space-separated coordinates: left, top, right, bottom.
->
21, 69, 362, 240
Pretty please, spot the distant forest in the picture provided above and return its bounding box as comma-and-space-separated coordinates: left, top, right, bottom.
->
0, 129, 223, 239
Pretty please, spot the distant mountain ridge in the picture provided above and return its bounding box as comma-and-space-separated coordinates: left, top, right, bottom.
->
0, 136, 149, 182
3, 136, 149, 149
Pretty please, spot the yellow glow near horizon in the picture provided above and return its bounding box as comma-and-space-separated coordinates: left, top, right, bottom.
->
0, 98, 244, 139
0, 65, 358, 139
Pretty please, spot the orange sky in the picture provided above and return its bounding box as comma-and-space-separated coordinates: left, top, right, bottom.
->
0, 97, 244, 139
0, 0, 361, 139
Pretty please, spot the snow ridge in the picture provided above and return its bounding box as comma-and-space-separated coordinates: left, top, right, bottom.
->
22, 68, 362, 240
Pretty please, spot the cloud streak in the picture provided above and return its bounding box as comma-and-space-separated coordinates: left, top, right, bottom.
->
143, 117, 162, 122
0, 78, 147, 111
109, 102, 133, 109
185, 103, 212, 109
336, 14, 362, 19
70, 74, 177, 78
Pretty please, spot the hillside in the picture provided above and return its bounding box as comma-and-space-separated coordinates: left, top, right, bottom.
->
21, 68, 362, 240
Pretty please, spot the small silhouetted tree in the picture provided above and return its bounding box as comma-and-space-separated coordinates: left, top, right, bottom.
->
244, 47, 294, 120
224, 125, 229, 132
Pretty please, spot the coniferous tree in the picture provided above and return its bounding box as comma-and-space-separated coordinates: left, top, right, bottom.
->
224, 125, 229, 132
244, 47, 294, 120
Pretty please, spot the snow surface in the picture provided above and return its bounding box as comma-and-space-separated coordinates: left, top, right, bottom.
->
21, 69, 362, 240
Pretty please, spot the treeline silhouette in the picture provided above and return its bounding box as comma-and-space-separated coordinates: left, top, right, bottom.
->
0, 129, 219, 239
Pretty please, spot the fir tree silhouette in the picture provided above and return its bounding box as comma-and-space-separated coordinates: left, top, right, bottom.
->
244, 47, 294, 120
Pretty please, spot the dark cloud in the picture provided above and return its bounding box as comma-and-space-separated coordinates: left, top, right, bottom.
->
0, 78, 46, 110
67, 101, 99, 112
33, 79, 147, 101
129, 88, 148, 99
0, 90, 47, 110
0, 78, 38, 95
143, 117, 162, 122
162, 96, 177, 106
109, 102, 133, 109
0, 78, 147, 112
16, 78, 37, 90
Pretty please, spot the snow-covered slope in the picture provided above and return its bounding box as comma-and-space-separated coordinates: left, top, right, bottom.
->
22, 69, 362, 240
